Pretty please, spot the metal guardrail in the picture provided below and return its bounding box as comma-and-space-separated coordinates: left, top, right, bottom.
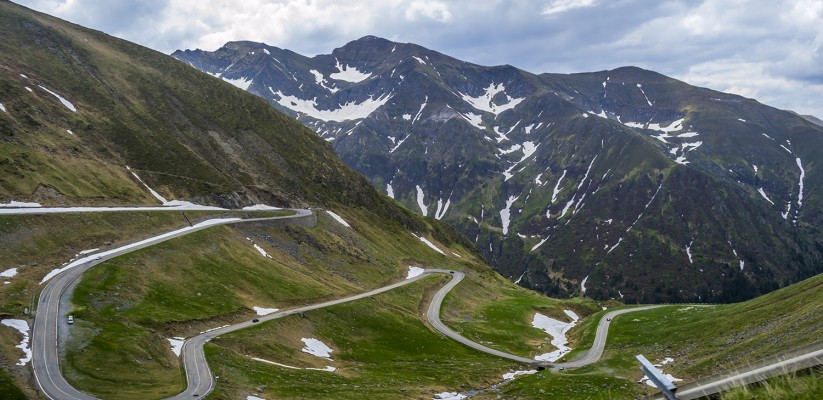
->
647, 340, 823, 400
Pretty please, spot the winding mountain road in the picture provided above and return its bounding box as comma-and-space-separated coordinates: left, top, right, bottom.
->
27, 206, 660, 399
31, 209, 312, 400
426, 271, 662, 368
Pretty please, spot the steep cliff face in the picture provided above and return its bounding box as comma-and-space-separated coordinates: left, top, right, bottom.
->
175, 36, 823, 303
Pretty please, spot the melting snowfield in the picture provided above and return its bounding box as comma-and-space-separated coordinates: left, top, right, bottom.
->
37, 85, 77, 112
325, 210, 351, 227
247, 238, 273, 258
251, 356, 336, 372
502, 369, 538, 380
242, 204, 282, 211
532, 310, 580, 362
416, 185, 428, 216
1, 319, 31, 365
433, 392, 467, 400
407, 266, 425, 279
301, 338, 334, 359
0, 201, 42, 208
167, 337, 184, 357
271, 89, 391, 122
253, 306, 279, 316
499, 195, 518, 235
459, 82, 525, 115
412, 233, 446, 255
330, 59, 371, 82
1, 268, 18, 278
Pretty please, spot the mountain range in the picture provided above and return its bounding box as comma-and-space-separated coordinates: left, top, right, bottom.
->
174, 36, 823, 303
1, 2, 821, 398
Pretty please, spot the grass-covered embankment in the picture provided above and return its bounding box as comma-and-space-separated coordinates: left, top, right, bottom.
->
497, 272, 823, 399
208, 275, 519, 399
60, 208, 493, 398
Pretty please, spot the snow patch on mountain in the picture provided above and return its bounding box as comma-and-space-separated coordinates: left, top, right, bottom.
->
416, 185, 428, 216
390, 134, 410, 153
648, 118, 684, 132
459, 83, 525, 116
637, 83, 653, 106
301, 338, 334, 359
458, 111, 483, 129
0, 201, 42, 208
253, 306, 279, 316
502, 141, 538, 181
310, 69, 338, 93
412, 233, 446, 255
499, 144, 520, 156
531, 237, 548, 252
551, 170, 567, 203
247, 238, 273, 258
221, 76, 253, 90
128, 167, 169, 204
271, 89, 391, 122
796, 157, 805, 208
325, 210, 351, 227
37, 85, 76, 112
578, 156, 597, 190
413, 96, 428, 123
685, 241, 694, 264
532, 310, 580, 362
758, 188, 775, 205
1, 319, 31, 365
407, 266, 425, 279
434, 198, 451, 220
782, 201, 792, 220
330, 58, 371, 82
167, 337, 184, 357
500, 195, 518, 235
559, 195, 576, 219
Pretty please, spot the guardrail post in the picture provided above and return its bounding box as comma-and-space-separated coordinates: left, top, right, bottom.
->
637, 354, 679, 400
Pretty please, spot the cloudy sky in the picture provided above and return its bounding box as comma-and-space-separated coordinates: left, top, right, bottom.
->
18, 0, 823, 117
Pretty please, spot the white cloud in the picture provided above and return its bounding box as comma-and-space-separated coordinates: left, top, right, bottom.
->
541, 0, 596, 15
679, 59, 823, 116
405, 0, 452, 23
15, 0, 823, 117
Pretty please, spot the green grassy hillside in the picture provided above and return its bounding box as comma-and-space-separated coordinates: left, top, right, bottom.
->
0, 0, 426, 229
57, 208, 579, 399
491, 271, 823, 398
